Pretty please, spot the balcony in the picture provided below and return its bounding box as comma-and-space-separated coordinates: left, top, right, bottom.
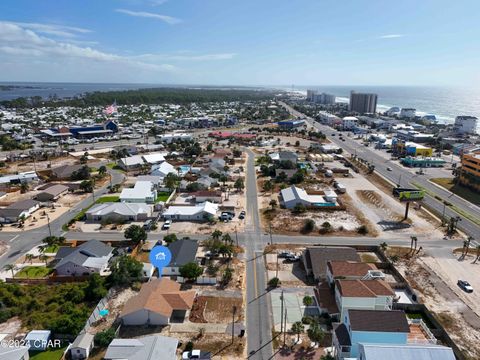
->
408, 319, 437, 345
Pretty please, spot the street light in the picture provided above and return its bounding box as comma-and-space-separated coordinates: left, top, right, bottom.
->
46, 213, 52, 237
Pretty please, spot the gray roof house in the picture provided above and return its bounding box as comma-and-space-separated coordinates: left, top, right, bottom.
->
0, 199, 41, 223
104, 335, 178, 360
54, 240, 114, 276
358, 343, 456, 360
70, 332, 95, 360
35, 184, 69, 202
302, 247, 360, 280
270, 151, 299, 163
163, 239, 199, 277
51, 164, 84, 179
0, 346, 29, 360
86, 202, 152, 222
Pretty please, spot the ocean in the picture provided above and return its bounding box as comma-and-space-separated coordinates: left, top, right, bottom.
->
1, 82, 479, 129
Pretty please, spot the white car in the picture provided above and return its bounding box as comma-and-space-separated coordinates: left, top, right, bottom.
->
182, 350, 201, 359
162, 220, 172, 230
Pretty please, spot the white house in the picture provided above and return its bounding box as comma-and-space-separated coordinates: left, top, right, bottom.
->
86, 202, 152, 222
0, 199, 41, 223
105, 335, 178, 360
117, 155, 145, 171
162, 201, 218, 221
120, 181, 157, 203
70, 332, 95, 360
142, 152, 166, 165
400, 108, 417, 119
25, 330, 51, 351
151, 161, 177, 177
334, 279, 395, 318
280, 185, 337, 209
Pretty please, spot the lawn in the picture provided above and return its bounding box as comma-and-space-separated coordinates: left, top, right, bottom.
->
430, 178, 480, 206
43, 244, 59, 253
96, 195, 120, 203
30, 346, 67, 360
155, 191, 171, 203
16, 266, 53, 278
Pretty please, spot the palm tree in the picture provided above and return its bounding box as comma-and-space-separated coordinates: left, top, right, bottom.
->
464, 236, 473, 257
39, 255, 48, 266
211, 230, 223, 241
307, 321, 325, 347
291, 321, 304, 343
473, 245, 480, 264
3, 264, 17, 278
25, 254, 34, 264
379, 242, 388, 252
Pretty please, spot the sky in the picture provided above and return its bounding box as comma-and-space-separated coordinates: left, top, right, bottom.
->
1, 0, 480, 86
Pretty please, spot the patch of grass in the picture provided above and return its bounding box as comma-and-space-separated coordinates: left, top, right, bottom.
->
360, 253, 377, 263
43, 244, 59, 253
155, 191, 171, 203
96, 195, 119, 203
16, 266, 53, 278
30, 346, 67, 360
431, 178, 480, 207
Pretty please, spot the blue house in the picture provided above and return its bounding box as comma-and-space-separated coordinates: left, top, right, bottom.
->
333, 309, 410, 359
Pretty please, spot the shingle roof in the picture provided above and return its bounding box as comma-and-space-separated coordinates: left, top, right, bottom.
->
51, 164, 84, 178
304, 247, 360, 279
334, 323, 351, 346
348, 309, 410, 333
336, 279, 394, 298
54, 240, 113, 269
167, 239, 199, 267
121, 278, 195, 318
38, 184, 69, 197
328, 261, 377, 278
0, 199, 40, 218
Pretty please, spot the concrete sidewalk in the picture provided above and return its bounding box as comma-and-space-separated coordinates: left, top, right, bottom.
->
170, 322, 228, 334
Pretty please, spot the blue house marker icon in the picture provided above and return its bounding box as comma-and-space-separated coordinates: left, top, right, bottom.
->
149, 245, 172, 278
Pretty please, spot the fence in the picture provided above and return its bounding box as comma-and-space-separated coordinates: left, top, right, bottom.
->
177, 276, 217, 285
82, 288, 115, 333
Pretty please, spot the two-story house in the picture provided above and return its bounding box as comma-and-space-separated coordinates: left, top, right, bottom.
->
335, 279, 395, 318
333, 309, 410, 359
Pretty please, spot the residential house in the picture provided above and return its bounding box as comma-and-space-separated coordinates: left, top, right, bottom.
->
151, 161, 177, 178
35, 184, 69, 202
163, 239, 199, 277
335, 279, 395, 318
333, 309, 410, 359
0, 346, 29, 360
0, 171, 38, 185
120, 278, 196, 325
0, 199, 41, 223
358, 343, 456, 360
50, 164, 84, 180
104, 335, 178, 360
269, 151, 299, 164
280, 185, 337, 209
162, 201, 218, 221
302, 247, 360, 281
54, 240, 114, 276
120, 181, 157, 203
326, 261, 378, 285
86, 203, 152, 222
142, 152, 166, 165
25, 330, 51, 351
70, 332, 95, 360
117, 155, 145, 171
196, 175, 218, 189
192, 190, 222, 203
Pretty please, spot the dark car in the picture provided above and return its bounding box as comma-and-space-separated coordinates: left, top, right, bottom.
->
458, 280, 473, 293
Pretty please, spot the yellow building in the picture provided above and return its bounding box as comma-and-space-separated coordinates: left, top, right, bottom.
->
459, 152, 480, 191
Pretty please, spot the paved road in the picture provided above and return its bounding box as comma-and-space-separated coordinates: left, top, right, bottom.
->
279, 101, 480, 239
0, 167, 125, 268
244, 148, 274, 359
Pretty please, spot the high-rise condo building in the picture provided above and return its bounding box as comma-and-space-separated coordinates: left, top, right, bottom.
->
349, 91, 378, 114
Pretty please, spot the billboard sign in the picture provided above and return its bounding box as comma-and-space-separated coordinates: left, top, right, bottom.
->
398, 190, 425, 202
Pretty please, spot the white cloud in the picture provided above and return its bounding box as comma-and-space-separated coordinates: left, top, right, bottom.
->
378, 34, 405, 39
0, 22, 175, 72
115, 8, 181, 24
4, 21, 91, 38
136, 52, 237, 61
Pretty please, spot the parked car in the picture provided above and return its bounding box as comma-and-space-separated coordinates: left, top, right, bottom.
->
285, 254, 300, 262
458, 280, 474, 293
143, 219, 153, 230
220, 212, 233, 221
182, 350, 209, 359
162, 220, 172, 230
386, 167, 392, 171
239, 210, 246, 219
278, 251, 293, 258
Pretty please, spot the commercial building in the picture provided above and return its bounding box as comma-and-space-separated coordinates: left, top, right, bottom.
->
349, 91, 378, 114
459, 152, 480, 191
454, 116, 478, 134
401, 157, 446, 168
318, 111, 342, 126
342, 116, 359, 130
276, 120, 305, 129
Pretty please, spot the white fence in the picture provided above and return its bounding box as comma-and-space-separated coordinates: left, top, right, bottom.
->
177, 276, 217, 285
